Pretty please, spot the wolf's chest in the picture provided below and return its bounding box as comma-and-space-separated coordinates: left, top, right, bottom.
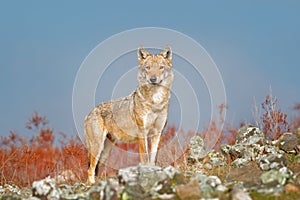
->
152, 87, 166, 104
151, 88, 169, 111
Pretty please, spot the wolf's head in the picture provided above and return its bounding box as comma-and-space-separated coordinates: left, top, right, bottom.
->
137, 45, 174, 88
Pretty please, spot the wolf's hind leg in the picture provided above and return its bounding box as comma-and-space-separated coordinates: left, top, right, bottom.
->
87, 131, 108, 184
87, 152, 100, 184
86, 115, 107, 185
98, 138, 115, 167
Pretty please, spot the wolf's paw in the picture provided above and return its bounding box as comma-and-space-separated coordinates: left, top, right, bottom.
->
86, 177, 96, 185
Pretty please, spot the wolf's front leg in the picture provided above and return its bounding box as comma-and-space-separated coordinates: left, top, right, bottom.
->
150, 113, 168, 165
150, 132, 161, 165
138, 130, 149, 164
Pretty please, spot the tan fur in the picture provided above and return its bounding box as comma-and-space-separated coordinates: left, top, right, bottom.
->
84, 45, 174, 184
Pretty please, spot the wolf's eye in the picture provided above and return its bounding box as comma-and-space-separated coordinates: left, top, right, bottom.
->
145, 66, 150, 70
160, 66, 164, 70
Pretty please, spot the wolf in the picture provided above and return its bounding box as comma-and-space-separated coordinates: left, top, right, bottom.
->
84, 45, 174, 184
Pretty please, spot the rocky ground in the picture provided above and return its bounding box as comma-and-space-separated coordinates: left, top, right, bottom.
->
1, 125, 300, 200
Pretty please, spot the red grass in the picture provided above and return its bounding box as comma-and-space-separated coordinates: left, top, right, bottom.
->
1, 95, 299, 187
0, 113, 181, 186
0, 113, 88, 187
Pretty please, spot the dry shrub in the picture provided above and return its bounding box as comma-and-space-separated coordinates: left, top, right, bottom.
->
224, 125, 238, 145
261, 94, 290, 140
200, 103, 239, 151
291, 103, 300, 130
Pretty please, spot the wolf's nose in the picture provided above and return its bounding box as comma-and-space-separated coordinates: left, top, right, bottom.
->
150, 76, 157, 83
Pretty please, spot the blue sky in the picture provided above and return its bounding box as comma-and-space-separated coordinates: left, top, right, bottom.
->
1, 1, 300, 137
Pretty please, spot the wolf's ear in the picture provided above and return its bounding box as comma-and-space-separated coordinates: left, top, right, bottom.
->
137, 46, 150, 62
160, 45, 172, 62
